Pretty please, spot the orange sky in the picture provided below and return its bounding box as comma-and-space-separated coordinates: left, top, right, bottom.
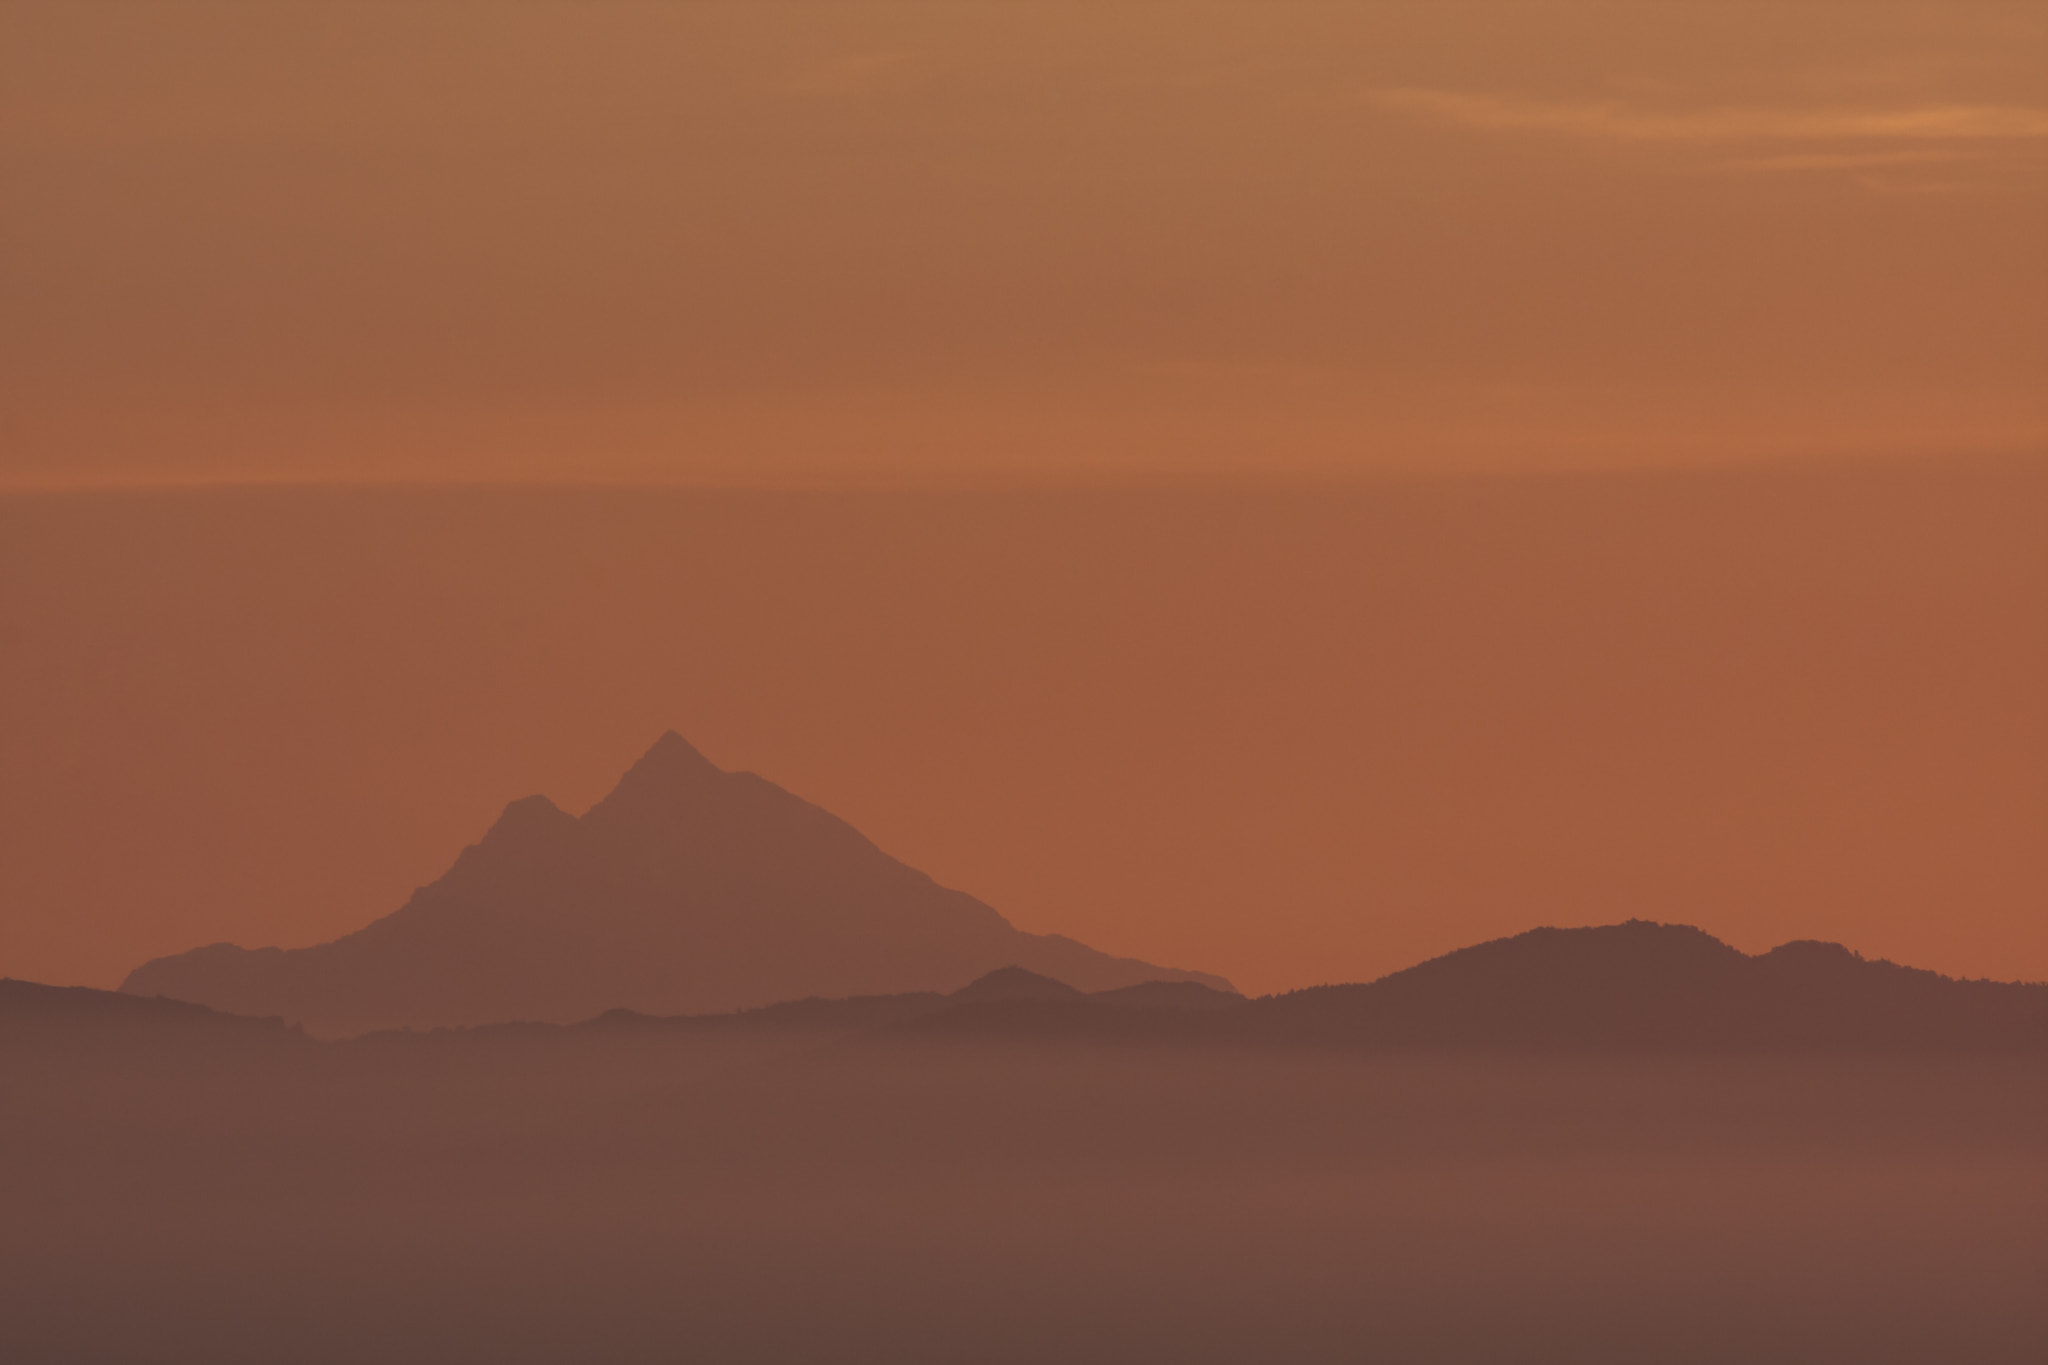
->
0, 4, 2043, 995
2, 0, 2043, 488
4, 465, 2043, 994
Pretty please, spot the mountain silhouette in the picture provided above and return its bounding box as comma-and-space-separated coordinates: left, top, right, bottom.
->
0, 978, 306, 1060
34, 920, 2048, 1057
573, 966, 1248, 1043
576, 923, 2044, 1050
1242, 921, 2048, 1050
532, 925, 2048, 1052
948, 966, 1084, 1003
121, 733, 1231, 1036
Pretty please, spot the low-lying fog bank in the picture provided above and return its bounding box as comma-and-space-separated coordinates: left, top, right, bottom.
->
3, 1034, 2042, 1364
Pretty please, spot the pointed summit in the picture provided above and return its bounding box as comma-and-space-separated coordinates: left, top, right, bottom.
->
638, 730, 720, 776
121, 733, 1233, 1035
589, 731, 724, 818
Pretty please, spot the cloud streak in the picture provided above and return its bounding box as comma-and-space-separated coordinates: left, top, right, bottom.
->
1370, 89, 2048, 143
1724, 149, 1974, 171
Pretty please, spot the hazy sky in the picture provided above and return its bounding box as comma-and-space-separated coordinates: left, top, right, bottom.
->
2, 5, 2043, 996
4, 0, 2043, 487
5, 465, 2042, 994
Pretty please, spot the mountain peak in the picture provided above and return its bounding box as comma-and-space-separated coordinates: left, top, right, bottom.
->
479, 794, 574, 844
640, 730, 719, 774
951, 966, 1082, 1002
123, 733, 1230, 1034
589, 731, 724, 817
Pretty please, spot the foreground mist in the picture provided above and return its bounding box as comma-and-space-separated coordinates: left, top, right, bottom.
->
4, 1025, 2042, 1363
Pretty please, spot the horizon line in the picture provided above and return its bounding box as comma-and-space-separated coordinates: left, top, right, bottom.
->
4, 445, 2044, 501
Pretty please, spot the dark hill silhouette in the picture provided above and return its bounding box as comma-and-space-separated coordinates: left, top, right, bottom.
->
1241, 921, 2048, 1050
565, 923, 2046, 1051
121, 733, 1230, 1036
19, 921, 2048, 1058
1086, 979, 1249, 1013
0, 978, 305, 1059
530, 924, 2048, 1052
949, 966, 1083, 1003
576, 968, 1248, 1043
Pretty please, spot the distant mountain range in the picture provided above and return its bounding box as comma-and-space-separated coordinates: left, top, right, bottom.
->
1241, 920, 2048, 1051
25, 920, 2036, 1056
81, 733, 2048, 1050
120, 733, 1230, 1037
0, 977, 304, 1060
570, 921, 2048, 1051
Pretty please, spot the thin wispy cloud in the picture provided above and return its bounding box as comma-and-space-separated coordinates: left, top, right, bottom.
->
1725, 149, 1975, 172
1370, 89, 2048, 143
